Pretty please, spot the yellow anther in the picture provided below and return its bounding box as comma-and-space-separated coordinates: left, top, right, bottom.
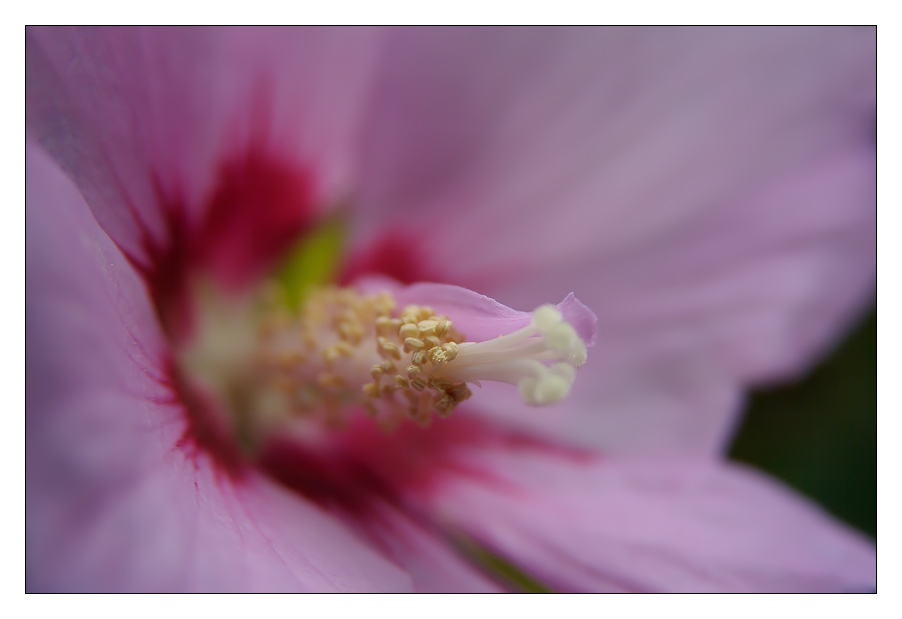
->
404, 337, 426, 351
333, 341, 354, 357
417, 319, 439, 335
447, 383, 472, 401
322, 346, 341, 365
442, 341, 459, 361
395, 375, 410, 388
377, 337, 402, 360
433, 395, 454, 417
375, 316, 395, 337
429, 344, 459, 365
338, 321, 363, 345
428, 347, 444, 365
428, 376, 453, 391
436, 320, 452, 338
424, 335, 441, 348
317, 373, 345, 389
363, 382, 380, 398
399, 323, 419, 339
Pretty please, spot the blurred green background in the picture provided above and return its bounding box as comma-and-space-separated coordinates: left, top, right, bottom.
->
729, 303, 877, 540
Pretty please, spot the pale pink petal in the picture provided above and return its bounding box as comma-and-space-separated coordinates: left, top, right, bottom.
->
26, 143, 413, 592
480, 149, 875, 455
349, 27, 875, 455
350, 501, 503, 592
412, 439, 876, 592
26, 26, 384, 268
353, 27, 874, 277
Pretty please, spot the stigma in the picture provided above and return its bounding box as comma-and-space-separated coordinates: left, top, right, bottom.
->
180, 284, 591, 444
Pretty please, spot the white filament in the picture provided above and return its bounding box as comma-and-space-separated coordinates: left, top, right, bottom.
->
438, 304, 587, 406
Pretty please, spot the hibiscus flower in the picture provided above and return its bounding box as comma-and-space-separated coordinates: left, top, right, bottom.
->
26, 27, 877, 592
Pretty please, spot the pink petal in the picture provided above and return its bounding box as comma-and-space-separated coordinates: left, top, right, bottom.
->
480, 149, 875, 455
353, 27, 874, 279
413, 437, 876, 592
349, 501, 503, 592
26, 143, 413, 592
349, 28, 875, 455
26, 27, 383, 270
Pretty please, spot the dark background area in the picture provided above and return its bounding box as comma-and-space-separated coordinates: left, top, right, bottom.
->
730, 303, 877, 540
